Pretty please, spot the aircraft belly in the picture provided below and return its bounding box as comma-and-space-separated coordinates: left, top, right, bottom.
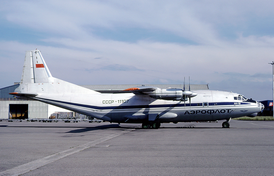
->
100, 105, 236, 122
93, 103, 260, 123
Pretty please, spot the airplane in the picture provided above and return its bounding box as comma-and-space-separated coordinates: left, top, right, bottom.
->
10, 50, 264, 129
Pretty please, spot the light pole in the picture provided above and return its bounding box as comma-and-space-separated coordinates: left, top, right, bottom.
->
269, 62, 274, 118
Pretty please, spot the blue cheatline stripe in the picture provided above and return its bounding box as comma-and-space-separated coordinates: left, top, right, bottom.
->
34, 97, 243, 110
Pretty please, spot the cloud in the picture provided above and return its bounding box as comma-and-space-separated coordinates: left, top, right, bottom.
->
209, 71, 272, 100
0, 0, 274, 100
236, 35, 274, 47
221, 72, 271, 82
86, 64, 144, 72
94, 57, 102, 60
1, 0, 219, 44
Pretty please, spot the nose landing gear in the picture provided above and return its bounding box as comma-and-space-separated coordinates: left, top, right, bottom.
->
222, 118, 231, 128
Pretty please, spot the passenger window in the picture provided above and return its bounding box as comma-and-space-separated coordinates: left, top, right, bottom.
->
234, 97, 237, 100
203, 102, 208, 107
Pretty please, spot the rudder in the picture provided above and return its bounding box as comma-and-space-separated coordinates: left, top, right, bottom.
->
21, 50, 52, 84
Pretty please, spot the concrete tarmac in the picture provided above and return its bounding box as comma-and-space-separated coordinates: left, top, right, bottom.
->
0, 120, 274, 176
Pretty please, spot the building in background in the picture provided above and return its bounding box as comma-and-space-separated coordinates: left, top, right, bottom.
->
0, 84, 71, 119
259, 100, 273, 116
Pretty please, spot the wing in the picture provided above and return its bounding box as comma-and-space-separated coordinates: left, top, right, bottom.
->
123, 86, 157, 94
123, 86, 197, 101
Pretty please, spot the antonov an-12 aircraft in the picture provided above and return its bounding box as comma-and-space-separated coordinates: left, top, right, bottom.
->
10, 50, 264, 128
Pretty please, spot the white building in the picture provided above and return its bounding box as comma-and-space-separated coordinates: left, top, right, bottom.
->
0, 84, 71, 119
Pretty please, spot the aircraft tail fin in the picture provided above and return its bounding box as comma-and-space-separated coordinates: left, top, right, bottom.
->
21, 50, 52, 84
15, 50, 99, 95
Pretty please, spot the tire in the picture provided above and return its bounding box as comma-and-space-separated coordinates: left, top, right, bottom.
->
142, 123, 150, 129
222, 121, 230, 128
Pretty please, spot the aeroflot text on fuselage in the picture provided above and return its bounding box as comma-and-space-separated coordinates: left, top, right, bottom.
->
184, 109, 233, 115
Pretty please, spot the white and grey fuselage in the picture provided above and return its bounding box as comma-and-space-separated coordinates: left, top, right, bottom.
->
24, 80, 263, 123
11, 50, 264, 126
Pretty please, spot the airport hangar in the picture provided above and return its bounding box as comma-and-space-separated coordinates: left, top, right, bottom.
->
0, 83, 209, 120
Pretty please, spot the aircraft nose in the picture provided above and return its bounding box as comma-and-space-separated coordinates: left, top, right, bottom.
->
260, 103, 265, 111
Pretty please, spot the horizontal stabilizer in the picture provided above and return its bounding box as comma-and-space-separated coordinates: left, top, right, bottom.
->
9, 92, 38, 97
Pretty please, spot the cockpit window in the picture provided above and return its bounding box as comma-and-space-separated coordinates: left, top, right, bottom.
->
239, 95, 250, 102
234, 95, 248, 101
242, 96, 248, 101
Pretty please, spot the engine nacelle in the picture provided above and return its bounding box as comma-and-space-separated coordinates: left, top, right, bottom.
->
124, 86, 198, 101
147, 88, 182, 100
145, 88, 196, 101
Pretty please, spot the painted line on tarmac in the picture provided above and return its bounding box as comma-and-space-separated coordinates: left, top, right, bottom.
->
0, 129, 134, 176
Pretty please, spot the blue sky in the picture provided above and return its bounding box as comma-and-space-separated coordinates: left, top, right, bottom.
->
1, 0, 274, 100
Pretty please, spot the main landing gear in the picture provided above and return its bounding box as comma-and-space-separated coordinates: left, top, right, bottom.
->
142, 122, 161, 129
222, 118, 231, 128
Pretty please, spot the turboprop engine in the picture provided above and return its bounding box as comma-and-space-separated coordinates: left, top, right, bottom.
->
144, 88, 197, 101
124, 86, 198, 101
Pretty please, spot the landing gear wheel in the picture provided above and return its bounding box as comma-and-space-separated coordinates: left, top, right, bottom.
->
152, 122, 161, 129
142, 122, 160, 129
142, 123, 150, 129
222, 121, 230, 128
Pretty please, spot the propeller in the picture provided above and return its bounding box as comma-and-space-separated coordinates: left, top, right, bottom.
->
181, 77, 197, 105
189, 77, 191, 106
183, 77, 186, 106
